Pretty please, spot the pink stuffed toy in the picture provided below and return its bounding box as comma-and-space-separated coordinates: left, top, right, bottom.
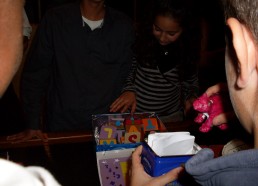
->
193, 93, 228, 133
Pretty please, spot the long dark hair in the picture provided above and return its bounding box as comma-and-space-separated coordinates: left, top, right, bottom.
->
135, 0, 201, 77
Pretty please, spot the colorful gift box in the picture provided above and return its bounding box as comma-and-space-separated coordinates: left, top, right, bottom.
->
92, 112, 166, 186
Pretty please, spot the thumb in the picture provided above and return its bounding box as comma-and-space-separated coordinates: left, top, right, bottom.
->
131, 102, 136, 113
212, 112, 235, 126
212, 113, 228, 125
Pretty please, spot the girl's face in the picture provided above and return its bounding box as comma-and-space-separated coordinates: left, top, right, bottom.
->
152, 15, 183, 46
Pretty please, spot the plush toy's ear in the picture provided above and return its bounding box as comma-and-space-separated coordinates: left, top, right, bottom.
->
227, 18, 258, 88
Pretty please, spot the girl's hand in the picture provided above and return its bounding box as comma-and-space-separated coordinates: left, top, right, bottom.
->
110, 91, 136, 113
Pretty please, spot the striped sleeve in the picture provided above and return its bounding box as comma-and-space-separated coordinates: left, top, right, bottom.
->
122, 56, 137, 92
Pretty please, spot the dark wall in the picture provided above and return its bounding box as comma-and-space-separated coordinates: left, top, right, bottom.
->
24, 0, 137, 23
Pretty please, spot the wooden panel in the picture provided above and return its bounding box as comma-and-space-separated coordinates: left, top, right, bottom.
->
0, 131, 94, 149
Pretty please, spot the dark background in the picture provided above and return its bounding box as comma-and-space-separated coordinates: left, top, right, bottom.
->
24, 0, 226, 79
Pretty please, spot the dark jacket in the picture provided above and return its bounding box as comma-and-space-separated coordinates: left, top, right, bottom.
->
21, 2, 135, 131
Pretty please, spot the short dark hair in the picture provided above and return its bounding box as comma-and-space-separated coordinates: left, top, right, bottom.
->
222, 0, 258, 43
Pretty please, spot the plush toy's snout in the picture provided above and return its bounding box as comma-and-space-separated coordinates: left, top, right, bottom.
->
193, 93, 210, 112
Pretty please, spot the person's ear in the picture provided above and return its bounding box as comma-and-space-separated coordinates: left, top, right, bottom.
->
227, 18, 257, 88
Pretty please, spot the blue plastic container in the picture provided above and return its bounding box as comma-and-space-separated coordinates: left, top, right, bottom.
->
141, 141, 201, 179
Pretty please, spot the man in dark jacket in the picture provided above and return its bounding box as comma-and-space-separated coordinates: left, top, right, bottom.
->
9, 0, 134, 140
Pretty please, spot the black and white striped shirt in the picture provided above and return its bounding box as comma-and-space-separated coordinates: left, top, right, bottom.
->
123, 58, 198, 118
